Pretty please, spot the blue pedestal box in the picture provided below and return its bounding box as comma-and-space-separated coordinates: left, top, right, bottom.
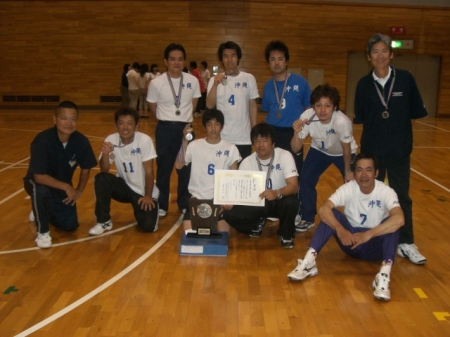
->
179, 232, 229, 256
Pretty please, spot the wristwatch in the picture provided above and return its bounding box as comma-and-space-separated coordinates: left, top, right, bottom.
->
277, 190, 283, 200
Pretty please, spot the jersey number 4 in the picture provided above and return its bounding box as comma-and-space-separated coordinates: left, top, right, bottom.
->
228, 95, 235, 106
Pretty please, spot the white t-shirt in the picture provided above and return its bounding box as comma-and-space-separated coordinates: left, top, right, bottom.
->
138, 72, 151, 89
207, 71, 259, 145
185, 138, 241, 199
126, 69, 139, 90
100, 131, 159, 199
149, 72, 161, 80
146, 72, 201, 122
239, 147, 298, 190
296, 108, 358, 156
328, 180, 400, 229
201, 69, 211, 88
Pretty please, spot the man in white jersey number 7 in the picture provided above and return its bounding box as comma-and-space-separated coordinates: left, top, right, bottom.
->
288, 153, 404, 301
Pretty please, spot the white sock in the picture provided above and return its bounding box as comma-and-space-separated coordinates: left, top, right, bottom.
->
185, 229, 196, 235
304, 247, 317, 266
380, 259, 393, 277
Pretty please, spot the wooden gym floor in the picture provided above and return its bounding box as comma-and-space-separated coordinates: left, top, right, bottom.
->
0, 109, 449, 336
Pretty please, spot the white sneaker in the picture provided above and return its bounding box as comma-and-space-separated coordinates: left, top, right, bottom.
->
294, 214, 301, 226
158, 209, 167, 217
397, 243, 427, 265
36, 232, 52, 248
287, 259, 318, 280
89, 220, 113, 236
372, 273, 391, 300
29, 210, 35, 222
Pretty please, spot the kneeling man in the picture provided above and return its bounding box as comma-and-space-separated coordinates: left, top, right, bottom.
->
223, 123, 299, 248
90, 107, 159, 235
288, 153, 404, 301
175, 108, 241, 232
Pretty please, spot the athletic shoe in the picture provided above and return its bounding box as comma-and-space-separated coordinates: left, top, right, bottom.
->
89, 220, 113, 236
249, 218, 267, 237
287, 259, 318, 280
397, 243, 427, 265
295, 220, 315, 232
294, 214, 301, 226
29, 210, 35, 222
35, 232, 52, 248
280, 236, 295, 249
372, 273, 391, 300
158, 209, 167, 218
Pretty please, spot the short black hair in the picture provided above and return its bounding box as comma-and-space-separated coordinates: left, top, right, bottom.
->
264, 40, 290, 63
132, 62, 140, 69
114, 107, 139, 125
250, 123, 276, 145
202, 108, 225, 128
123, 63, 130, 72
164, 43, 186, 60
201, 61, 208, 68
310, 84, 341, 111
189, 61, 197, 68
352, 152, 379, 171
218, 41, 242, 63
56, 100, 79, 116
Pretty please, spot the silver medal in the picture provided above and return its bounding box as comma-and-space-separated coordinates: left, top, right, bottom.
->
176, 110, 180, 116
222, 75, 227, 86
382, 110, 389, 119
109, 152, 116, 160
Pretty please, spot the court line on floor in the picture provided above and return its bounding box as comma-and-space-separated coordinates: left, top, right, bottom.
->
411, 168, 450, 194
0, 223, 137, 255
416, 121, 450, 132
14, 215, 183, 337
0, 157, 29, 173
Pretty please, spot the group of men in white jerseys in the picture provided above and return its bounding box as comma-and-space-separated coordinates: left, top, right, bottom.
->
27, 36, 427, 302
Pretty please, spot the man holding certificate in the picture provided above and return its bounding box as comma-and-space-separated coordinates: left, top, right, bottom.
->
175, 109, 241, 233
222, 123, 299, 248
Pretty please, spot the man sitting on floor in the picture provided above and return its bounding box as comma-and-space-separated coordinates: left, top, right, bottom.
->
288, 152, 404, 301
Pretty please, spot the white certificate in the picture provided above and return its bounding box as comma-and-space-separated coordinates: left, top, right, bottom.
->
213, 169, 266, 206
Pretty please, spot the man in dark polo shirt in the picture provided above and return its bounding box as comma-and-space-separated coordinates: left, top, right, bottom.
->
24, 101, 97, 248
354, 33, 427, 265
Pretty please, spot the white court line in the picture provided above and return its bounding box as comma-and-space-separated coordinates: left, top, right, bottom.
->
0, 157, 29, 173
0, 223, 137, 255
416, 121, 450, 132
0, 188, 24, 205
411, 168, 450, 194
14, 215, 183, 337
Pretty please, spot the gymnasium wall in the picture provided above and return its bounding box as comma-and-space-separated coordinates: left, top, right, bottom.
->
1, 1, 449, 117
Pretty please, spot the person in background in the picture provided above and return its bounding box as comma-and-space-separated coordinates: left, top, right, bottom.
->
149, 64, 161, 80
127, 62, 140, 110
138, 63, 151, 118
120, 63, 130, 107
189, 61, 206, 116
